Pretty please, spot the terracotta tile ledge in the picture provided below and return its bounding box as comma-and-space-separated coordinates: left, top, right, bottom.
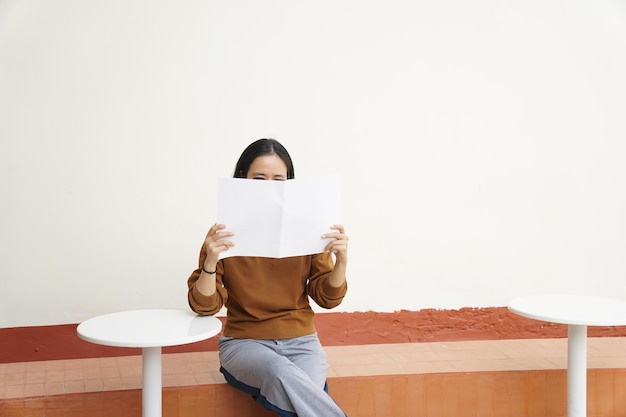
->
2, 337, 626, 400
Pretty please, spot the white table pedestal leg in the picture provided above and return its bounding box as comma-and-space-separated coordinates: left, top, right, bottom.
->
567, 324, 587, 417
142, 346, 162, 417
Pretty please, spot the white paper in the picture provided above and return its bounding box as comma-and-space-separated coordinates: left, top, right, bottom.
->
216, 175, 340, 259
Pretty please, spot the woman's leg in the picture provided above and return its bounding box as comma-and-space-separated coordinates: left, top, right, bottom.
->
218, 335, 346, 417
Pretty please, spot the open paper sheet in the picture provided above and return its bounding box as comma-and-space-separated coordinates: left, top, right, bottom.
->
216, 175, 340, 259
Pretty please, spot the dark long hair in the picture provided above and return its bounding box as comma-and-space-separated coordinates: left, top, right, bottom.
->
233, 138, 295, 179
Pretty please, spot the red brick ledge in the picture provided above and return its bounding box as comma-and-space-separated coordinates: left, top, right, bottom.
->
2, 307, 625, 363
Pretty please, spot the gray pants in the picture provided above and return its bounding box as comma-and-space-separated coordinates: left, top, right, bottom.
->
218, 334, 347, 417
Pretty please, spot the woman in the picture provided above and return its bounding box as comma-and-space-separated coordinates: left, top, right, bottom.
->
187, 138, 349, 417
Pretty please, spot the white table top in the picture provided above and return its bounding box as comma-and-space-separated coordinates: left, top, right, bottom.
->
508, 294, 626, 326
77, 309, 222, 348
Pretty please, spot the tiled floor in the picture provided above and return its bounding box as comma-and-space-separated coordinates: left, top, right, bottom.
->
1, 337, 625, 416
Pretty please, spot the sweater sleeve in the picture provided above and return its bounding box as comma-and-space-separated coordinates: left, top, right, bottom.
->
307, 253, 347, 309
186, 244, 227, 316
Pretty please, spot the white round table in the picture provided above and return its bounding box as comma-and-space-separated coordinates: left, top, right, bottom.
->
77, 309, 222, 417
508, 294, 626, 417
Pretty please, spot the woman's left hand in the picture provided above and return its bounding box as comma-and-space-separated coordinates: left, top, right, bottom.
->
323, 224, 349, 264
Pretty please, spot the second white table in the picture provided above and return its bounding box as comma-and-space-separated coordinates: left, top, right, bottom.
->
508, 294, 626, 417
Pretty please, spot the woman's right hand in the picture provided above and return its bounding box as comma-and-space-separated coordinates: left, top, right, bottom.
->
203, 223, 235, 270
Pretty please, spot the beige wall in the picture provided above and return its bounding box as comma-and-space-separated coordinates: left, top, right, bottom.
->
1, 0, 626, 327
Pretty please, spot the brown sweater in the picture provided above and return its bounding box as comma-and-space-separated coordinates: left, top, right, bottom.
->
187, 245, 347, 340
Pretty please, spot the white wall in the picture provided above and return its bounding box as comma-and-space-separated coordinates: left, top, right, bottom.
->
1, 0, 626, 327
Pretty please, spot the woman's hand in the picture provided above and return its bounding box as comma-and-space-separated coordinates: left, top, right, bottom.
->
203, 224, 235, 270
323, 224, 349, 264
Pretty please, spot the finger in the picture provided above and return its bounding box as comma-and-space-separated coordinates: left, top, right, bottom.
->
206, 225, 219, 241
207, 227, 233, 245
208, 241, 235, 258
213, 230, 235, 241
322, 231, 347, 239
325, 240, 347, 253
325, 225, 348, 239
211, 241, 235, 253
210, 223, 227, 235
322, 234, 348, 243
